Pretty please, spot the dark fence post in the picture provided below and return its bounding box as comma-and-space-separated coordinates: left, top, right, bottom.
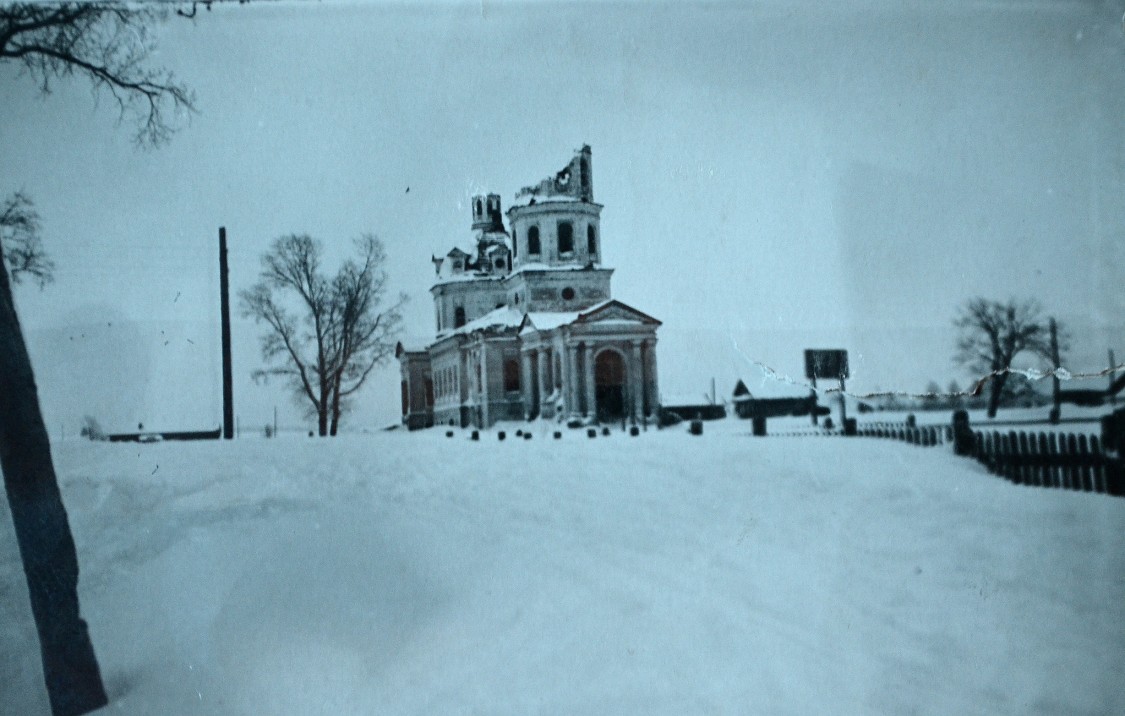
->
1090, 436, 1105, 493
1078, 435, 1093, 492
952, 410, 974, 456
1106, 447, 1124, 497
1018, 432, 1032, 486
1066, 434, 1080, 490
993, 432, 1004, 475
1036, 433, 1050, 487
1047, 433, 1060, 488
1006, 431, 1019, 483
752, 416, 767, 437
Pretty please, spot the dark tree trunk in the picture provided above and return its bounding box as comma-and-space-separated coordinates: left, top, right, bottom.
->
0, 256, 108, 716
329, 372, 342, 437
987, 371, 1009, 418
317, 393, 329, 437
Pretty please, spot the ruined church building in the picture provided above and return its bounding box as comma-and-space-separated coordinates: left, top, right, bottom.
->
397, 146, 661, 429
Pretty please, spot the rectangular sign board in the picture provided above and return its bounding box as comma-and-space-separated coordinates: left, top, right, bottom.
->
805, 349, 849, 381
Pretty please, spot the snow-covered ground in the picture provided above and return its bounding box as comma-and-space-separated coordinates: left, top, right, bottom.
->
3, 418, 1124, 715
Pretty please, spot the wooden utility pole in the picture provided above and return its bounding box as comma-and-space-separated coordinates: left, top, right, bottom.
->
1050, 318, 1061, 423
809, 375, 818, 426
220, 227, 234, 440
1110, 349, 1118, 406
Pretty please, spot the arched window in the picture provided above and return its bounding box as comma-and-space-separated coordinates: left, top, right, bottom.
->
454, 306, 466, 328
475, 199, 482, 217
528, 226, 540, 256
587, 225, 597, 256
558, 221, 574, 254
504, 359, 520, 392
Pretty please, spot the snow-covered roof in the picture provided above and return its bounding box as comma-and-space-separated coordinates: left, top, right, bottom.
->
520, 311, 581, 334
662, 394, 719, 408
396, 336, 432, 356
509, 262, 606, 276
431, 273, 505, 287
515, 194, 582, 205
518, 299, 663, 336
449, 306, 524, 337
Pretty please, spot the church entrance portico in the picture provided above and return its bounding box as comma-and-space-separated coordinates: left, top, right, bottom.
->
594, 348, 627, 422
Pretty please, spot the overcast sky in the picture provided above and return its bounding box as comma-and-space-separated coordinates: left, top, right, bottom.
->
2, 0, 1123, 433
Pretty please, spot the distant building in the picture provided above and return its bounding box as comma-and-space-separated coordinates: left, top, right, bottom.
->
397, 146, 661, 429
731, 379, 822, 419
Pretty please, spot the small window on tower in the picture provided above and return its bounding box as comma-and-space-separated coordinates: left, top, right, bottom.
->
561, 287, 576, 301
454, 306, 466, 328
587, 225, 597, 256
558, 222, 574, 255
528, 226, 541, 256
512, 229, 518, 258
494, 258, 505, 270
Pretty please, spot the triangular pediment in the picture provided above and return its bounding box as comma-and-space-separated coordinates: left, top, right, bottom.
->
575, 300, 661, 326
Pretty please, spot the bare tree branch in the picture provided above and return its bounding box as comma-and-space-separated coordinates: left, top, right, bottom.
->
0, 192, 54, 288
0, 3, 197, 148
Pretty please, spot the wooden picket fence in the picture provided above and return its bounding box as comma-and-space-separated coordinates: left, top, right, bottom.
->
855, 422, 951, 447
969, 430, 1124, 496
771, 421, 951, 444
768, 413, 1124, 498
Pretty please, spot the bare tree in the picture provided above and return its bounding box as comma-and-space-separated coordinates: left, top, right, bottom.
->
920, 380, 943, 410
241, 234, 405, 437
946, 380, 964, 409
2, 4, 196, 714
953, 297, 1055, 418
324, 236, 406, 435
1, 192, 55, 287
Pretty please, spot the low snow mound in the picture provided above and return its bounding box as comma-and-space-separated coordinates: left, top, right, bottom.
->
2, 425, 1123, 714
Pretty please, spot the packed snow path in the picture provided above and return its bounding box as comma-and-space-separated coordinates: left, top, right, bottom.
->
3, 420, 1123, 715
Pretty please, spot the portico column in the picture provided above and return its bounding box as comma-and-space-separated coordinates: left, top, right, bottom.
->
520, 350, 533, 418
645, 339, 659, 416
566, 342, 580, 417
631, 340, 644, 422
537, 347, 549, 416
584, 343, 596, 420
479, 340, 489, 428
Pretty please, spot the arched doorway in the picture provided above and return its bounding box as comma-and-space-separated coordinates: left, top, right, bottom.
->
594, 349, 626, 422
